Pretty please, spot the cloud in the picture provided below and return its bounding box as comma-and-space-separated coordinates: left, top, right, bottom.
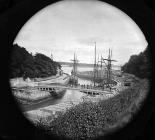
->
76, 37, 112, 46
14, 0, 147, 65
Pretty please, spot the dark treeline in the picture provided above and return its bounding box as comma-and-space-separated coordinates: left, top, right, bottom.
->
121, 46, 151, 79
9, 44, 61, 79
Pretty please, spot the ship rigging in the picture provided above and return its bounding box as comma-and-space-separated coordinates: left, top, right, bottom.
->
93, 42, 117, 89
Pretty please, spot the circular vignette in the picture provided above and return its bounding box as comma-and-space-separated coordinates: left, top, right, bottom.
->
1, 0, 154, 140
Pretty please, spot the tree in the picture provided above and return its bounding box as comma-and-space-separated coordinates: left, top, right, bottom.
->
10, 44, 61, 79
121, 46, 151, 79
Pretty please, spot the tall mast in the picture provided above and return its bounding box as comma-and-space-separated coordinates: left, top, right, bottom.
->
101, 48, 117, 87
74, 53, 76, 81
100, 55, 102, 78
108, 49, 110, 84
71, 52, 78, 86
97, 55, 99, 79
93, 42, 96, 86
75, 54, 78, 76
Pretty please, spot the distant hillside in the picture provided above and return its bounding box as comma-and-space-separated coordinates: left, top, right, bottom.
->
58, 61, 93, 67
10, 44, 61, 79
58, 61, 121, 68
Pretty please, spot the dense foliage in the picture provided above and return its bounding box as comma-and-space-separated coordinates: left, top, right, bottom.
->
121, 47, 151, 79
36, 79, 149, 139
9, 44, 61, 79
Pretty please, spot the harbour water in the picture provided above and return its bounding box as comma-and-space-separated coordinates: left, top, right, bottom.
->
42, 65, 120, 103
51, 65, 94, 104
23, 65, 121, 112
23, 65, 94, 111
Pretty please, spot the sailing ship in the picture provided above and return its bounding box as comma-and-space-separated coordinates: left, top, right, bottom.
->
69, 53, 78, 86
77, 42, 117, 90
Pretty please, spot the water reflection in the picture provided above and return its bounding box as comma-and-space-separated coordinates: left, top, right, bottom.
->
62, 90, 84, 102
23, 66, 92, 111
50, 66, 92, 104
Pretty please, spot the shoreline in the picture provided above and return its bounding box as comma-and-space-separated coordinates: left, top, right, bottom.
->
23, 72, 138, 122
11, 73, 70, 104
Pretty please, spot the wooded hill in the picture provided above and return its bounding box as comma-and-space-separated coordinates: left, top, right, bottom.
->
9, 44, 61, 79
121, 46, 151, 79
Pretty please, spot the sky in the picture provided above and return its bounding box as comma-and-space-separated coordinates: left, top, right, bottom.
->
14, 0, 148, 65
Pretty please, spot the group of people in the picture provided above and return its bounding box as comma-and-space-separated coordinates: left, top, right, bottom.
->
80, 84, 94, 89
69, 82, 116, 92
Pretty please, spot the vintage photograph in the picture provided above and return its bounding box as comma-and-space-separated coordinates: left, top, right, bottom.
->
9, 0, 150, 139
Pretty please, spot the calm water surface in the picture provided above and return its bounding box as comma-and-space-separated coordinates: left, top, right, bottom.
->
24, 65, 121, 111
56, 65, 93, 103
53, 65, 120, 103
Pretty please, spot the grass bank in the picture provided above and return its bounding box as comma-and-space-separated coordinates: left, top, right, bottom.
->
34, 78, 149, 139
